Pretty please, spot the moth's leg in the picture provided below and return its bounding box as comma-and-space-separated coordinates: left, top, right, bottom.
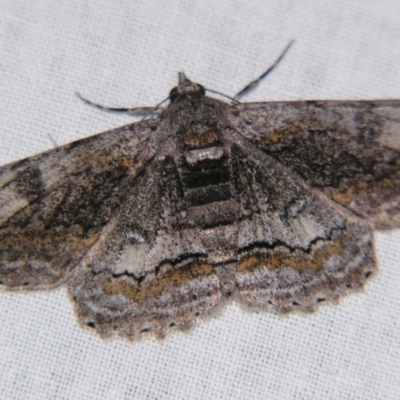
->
234, 39, 295, 100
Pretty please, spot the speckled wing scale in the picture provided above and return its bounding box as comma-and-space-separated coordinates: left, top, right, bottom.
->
230, 100, 400, 228
1, 73, 399, 340
0, 123, 153, 289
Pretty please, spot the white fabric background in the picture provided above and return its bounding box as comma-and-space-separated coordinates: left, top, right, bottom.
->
1, 1, 400, 399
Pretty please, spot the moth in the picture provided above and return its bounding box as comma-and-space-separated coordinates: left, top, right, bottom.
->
1, 43, 399, 340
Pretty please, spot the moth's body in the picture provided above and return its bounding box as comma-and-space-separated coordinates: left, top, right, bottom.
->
92, 82, 243, 324
1, 73, 399, 340
163, 85, 238, 265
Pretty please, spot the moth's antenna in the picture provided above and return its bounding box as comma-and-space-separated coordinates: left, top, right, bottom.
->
75, 91, 157, 116
206, 89, 240, 104
234, 39, 295, 100
142, 96, 170, 119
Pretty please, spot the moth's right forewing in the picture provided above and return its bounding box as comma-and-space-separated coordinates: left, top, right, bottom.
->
0, 121, 153, 290
229, 100, 400, 229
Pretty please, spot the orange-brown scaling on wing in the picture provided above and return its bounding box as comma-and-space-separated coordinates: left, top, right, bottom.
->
330, 187, 356, 204
67, 233, 100, 249
98, 155, 113, 165
237, 256, 259, 272
261, 122, 303, 146
120, 158, 135, 168
329, 173, 400, 206
238, 240, 345, 273
98, 153, 136, 169
102, 263, 215, 303
261, 132, 283, 145
27, 232, 100, 250
183, 130, 219, 148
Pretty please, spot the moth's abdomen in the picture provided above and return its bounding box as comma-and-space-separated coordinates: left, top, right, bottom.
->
183, 146, 231, 207
179, 130, 237, 228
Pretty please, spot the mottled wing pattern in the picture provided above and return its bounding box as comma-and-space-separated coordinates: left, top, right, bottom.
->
68, 156, 222, 339
0, 122, 152, 289
231, 143, 376, 311
229, 101, 400, 229
1, 72, 397, 340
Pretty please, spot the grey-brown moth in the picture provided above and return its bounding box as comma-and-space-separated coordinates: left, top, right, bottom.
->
1, 46, 399, 340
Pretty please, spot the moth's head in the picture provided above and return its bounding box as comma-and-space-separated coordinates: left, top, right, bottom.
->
169, 72, 205, 102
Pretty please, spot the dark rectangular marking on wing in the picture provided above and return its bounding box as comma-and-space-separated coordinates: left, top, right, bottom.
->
181, 168, 231, 189
185, 184, 232, 206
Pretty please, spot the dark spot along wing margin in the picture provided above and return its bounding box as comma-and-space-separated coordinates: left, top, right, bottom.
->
0, 120, 153, 289
68, 156, 222, 339
229, 100, 400, 229
230, 141, 376, 312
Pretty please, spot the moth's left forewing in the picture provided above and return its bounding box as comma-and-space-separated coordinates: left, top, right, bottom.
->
228, 100, 400, 229
0, 121, 153, 290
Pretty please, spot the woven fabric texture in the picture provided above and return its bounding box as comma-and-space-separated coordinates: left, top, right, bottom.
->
1, 1, 399, 399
